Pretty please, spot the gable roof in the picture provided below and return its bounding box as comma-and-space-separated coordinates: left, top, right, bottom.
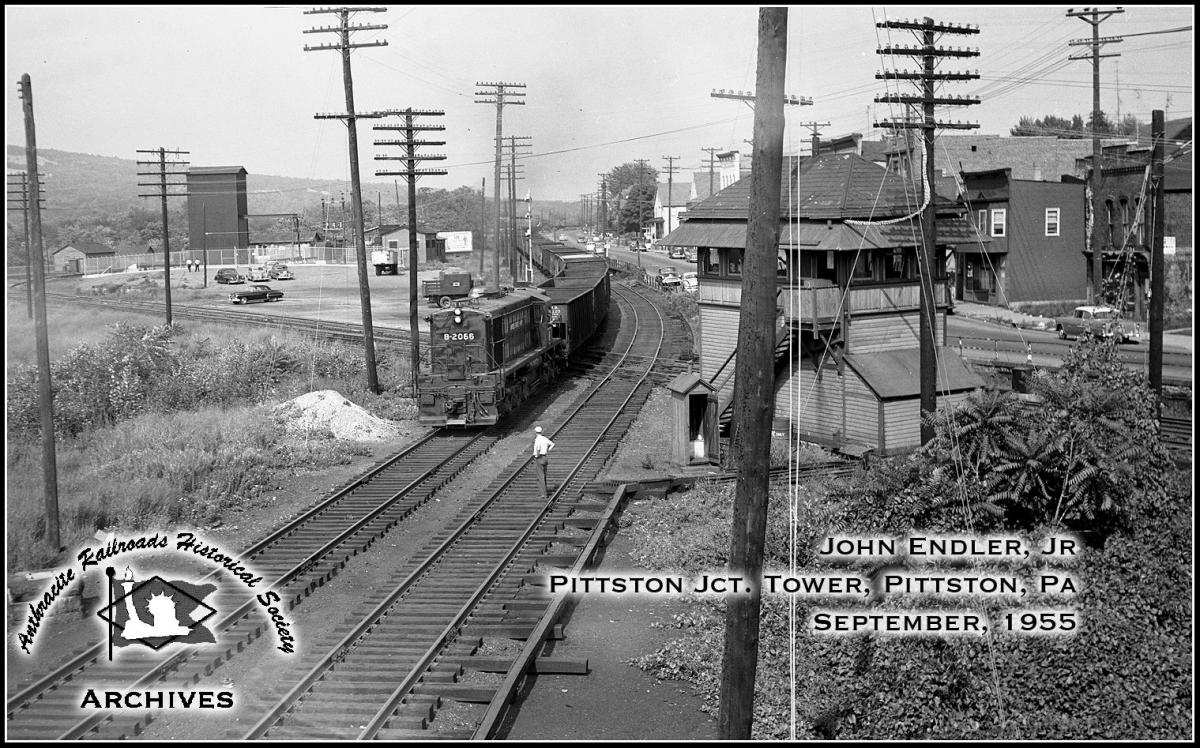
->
57, 241, 115, 256
691, 170, 722, 202
188, 166, 247, 175
657, 182, 693, 206
845, 348, 983, 400
684, 153, 963, 221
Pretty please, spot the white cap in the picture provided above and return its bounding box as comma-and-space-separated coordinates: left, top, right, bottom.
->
534, 426, 542, 433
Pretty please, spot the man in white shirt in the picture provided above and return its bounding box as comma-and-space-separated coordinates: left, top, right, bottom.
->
532, 425, 555, 498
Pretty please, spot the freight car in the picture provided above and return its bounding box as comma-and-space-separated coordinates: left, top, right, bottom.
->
417, 252, 610, 426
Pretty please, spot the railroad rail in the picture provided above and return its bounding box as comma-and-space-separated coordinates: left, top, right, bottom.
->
235, 281, 664, 740
4, 281, 670, 741
5, 426, 536, 739
40, 290, 414, 348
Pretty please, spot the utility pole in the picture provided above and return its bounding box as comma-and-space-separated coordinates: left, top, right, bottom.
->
875, 16, 980, 445
476, 81, 526, 289
711, 89, 809, 153
1068, 7, 1123, 303
503, 136, 532, 282
1149, 109, 1165, 412
374, 108, 447, 396
661, 156, 679, 239
717, 9, 787, 740
136, 147, 189, 326
303, 6, 389, 395
18, 73, 60, 553
525, 190, 534, 281
700, 147, 719, 197
595, 176, 608, 236
797, 120, 831, 156
634, 158, 654, 261
479, 178, 487, 277
7, 170, 45, 318
579, 193, 591, 232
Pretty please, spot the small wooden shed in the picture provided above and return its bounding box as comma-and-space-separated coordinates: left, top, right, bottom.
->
667, 372, 720, 465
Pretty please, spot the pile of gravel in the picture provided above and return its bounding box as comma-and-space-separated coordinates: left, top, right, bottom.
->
274, 390, 402, 441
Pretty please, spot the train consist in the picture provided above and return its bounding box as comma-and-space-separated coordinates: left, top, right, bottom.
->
417, 241, 611, 426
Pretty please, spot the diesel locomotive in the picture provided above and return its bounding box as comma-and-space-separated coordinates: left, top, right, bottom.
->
416, 243, 611, 426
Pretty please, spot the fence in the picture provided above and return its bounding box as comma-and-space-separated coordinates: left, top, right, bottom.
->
81, 246, 353, 276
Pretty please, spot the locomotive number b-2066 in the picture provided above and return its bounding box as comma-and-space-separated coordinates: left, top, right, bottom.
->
416, 242, 611, 427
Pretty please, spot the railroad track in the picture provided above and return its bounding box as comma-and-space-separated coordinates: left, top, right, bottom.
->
5, 426, 533, 739
40, 289, 698, 383
41, 291, 414, 348
236, 282, 665, 740
6, 282, 667, 740
1160, 416, 1192, 462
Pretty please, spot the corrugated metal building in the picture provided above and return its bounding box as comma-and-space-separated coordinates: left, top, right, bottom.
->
187, 166, 249, 253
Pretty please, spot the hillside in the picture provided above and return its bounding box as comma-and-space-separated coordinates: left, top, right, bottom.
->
5, 146, 577, 260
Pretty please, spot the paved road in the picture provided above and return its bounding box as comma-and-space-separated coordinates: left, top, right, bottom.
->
551, 228, 1192, 383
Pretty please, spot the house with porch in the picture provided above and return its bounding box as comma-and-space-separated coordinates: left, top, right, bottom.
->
661, 152, 983, 456
652, 182, 696, 241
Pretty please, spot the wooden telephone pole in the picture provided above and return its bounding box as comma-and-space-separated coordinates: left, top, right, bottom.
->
1068, 7, 1123, 303
875, 16, 980, 444
303, 6, 390, 394
476, 82, 526, 289
503, 135, 532, 282
700, 147, 719, 197
797, 120, 831, 156
136, 147, 189, 326
18, 73, 61, 552
374, 109, 448, 396
717, 8, 787, 740
661, 156, 680, 239
7, 170, 46, 318
1148, 109, 1165, 411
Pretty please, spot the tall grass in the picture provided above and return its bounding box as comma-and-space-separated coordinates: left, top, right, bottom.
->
6, 406, 369, 569
6, 317, 416, 569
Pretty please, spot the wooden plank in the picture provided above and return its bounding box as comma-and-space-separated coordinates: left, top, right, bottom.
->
533, 658, 589, 675
412, 684, 496, 703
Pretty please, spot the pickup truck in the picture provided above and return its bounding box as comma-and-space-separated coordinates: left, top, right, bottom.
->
423, 271, 475, 307
1054, 305, 1140, 343
229, 284, 284, 305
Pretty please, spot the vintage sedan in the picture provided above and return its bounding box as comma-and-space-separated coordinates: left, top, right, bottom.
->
270, 266, 294, 280
214, 268, 244, 285
1054, 305, 1140, 343
229, 284, 284, 305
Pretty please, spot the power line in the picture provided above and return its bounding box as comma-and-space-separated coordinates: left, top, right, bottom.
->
303, 4, 389, 394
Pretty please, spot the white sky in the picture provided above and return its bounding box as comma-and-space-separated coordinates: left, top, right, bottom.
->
4, 4, 1194, 202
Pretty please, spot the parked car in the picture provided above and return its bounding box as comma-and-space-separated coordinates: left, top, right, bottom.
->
668, 246, 686, 260
269, 266, 294, 280
246, 266, 271, 282
1054, 305, 1140, 343
681, 271, 699, 292
214, 268, 244, 284
659, 274, 684, 291
229, 284, 284, 305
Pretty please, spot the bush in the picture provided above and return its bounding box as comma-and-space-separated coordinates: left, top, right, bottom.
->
6, 322, 400, 437
625, 332, 1190, 738
6, 406, 369, 569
